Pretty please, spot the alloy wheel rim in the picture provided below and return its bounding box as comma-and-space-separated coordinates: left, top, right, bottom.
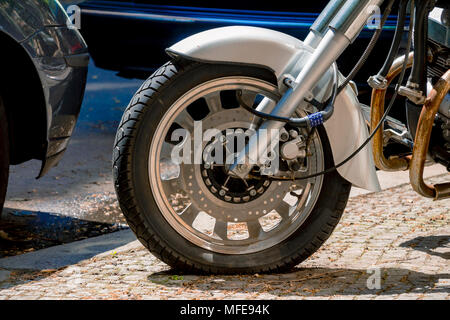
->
149, 77, 324, 255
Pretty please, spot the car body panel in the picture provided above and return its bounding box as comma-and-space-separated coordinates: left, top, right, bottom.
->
0, 0, 89, 176
0, 0, 70, 41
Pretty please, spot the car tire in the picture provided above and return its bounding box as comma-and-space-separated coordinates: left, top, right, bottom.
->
0, 96, 9, 213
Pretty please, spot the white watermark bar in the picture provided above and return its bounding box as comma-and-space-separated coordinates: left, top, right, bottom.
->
367, 267, 382, 290
170, 122, 281, 175
66, 5, 81, 29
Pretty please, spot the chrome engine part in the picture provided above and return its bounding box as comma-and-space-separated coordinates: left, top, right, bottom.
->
428, 7, 450, 144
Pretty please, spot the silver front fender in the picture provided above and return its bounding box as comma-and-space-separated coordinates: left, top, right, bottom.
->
167, 26, 380, 191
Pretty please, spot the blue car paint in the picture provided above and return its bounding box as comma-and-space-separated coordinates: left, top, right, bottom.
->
81, 1, 398, 31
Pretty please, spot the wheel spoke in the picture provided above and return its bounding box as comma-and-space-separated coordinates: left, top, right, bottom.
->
176, 109, 195, 133
295, 183, 312, 210
239, 90, 257, 108
161, 142, 175, 158
290, 181, 307, 193
247, 220, 264, 239
277, 201, 293, 220
205, 92, 223, 113
213, 220, 228, 240
179, 204, 199, 227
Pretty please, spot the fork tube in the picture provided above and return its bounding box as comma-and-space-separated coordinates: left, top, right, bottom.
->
231, 0, 385, 177
304, 0, 347, 48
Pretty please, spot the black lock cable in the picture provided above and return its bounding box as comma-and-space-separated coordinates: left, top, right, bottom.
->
378, 0, 408, 78
237, 63, 339, 128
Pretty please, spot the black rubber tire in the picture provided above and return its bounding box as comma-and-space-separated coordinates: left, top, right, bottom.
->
0, 96, 9, 213
113, 61, 352, 274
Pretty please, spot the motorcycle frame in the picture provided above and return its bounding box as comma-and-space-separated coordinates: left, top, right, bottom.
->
167, 0, 384, 191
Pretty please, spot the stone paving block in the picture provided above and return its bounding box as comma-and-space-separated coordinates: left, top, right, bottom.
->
0, 175, 449, 300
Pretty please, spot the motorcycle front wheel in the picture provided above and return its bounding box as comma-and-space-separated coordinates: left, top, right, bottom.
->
113, 60, 351, 274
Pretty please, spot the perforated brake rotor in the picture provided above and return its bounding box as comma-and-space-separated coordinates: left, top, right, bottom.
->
178, 108, 291, 223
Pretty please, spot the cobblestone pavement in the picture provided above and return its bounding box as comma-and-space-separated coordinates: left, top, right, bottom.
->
0, 175, 448, 300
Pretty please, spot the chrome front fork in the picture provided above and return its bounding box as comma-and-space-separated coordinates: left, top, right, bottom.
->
230, 0, 385, 178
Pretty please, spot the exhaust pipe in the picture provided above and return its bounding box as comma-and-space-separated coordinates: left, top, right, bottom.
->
410, 69, 450, 200
370, 53, 413, 171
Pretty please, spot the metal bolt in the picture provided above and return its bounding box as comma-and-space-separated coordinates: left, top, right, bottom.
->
280, 128, 289, 142
289, 130, 299, 138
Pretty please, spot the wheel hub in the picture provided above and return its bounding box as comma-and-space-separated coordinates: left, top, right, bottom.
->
179, 108, 290, 222
200, 164, 271, 203
200, 126, 272, 204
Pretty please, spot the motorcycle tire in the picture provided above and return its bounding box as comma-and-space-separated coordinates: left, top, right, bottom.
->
113, 60, 352, 274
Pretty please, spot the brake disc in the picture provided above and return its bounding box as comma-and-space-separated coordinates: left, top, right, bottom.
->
178, 108, 291, 222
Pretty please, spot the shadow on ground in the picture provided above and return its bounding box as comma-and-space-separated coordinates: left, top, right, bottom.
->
0, 208, 127, 258
143, 236, 450, 297
400, 235, 450, 260
147, 266, 450, 297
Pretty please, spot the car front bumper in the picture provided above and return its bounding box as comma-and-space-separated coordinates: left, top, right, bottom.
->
38, 55, 89, 177
22, 26, 89, 177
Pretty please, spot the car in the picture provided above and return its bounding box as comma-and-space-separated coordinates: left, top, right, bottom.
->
78, 0, 398, 97
0, 0, 89, 211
